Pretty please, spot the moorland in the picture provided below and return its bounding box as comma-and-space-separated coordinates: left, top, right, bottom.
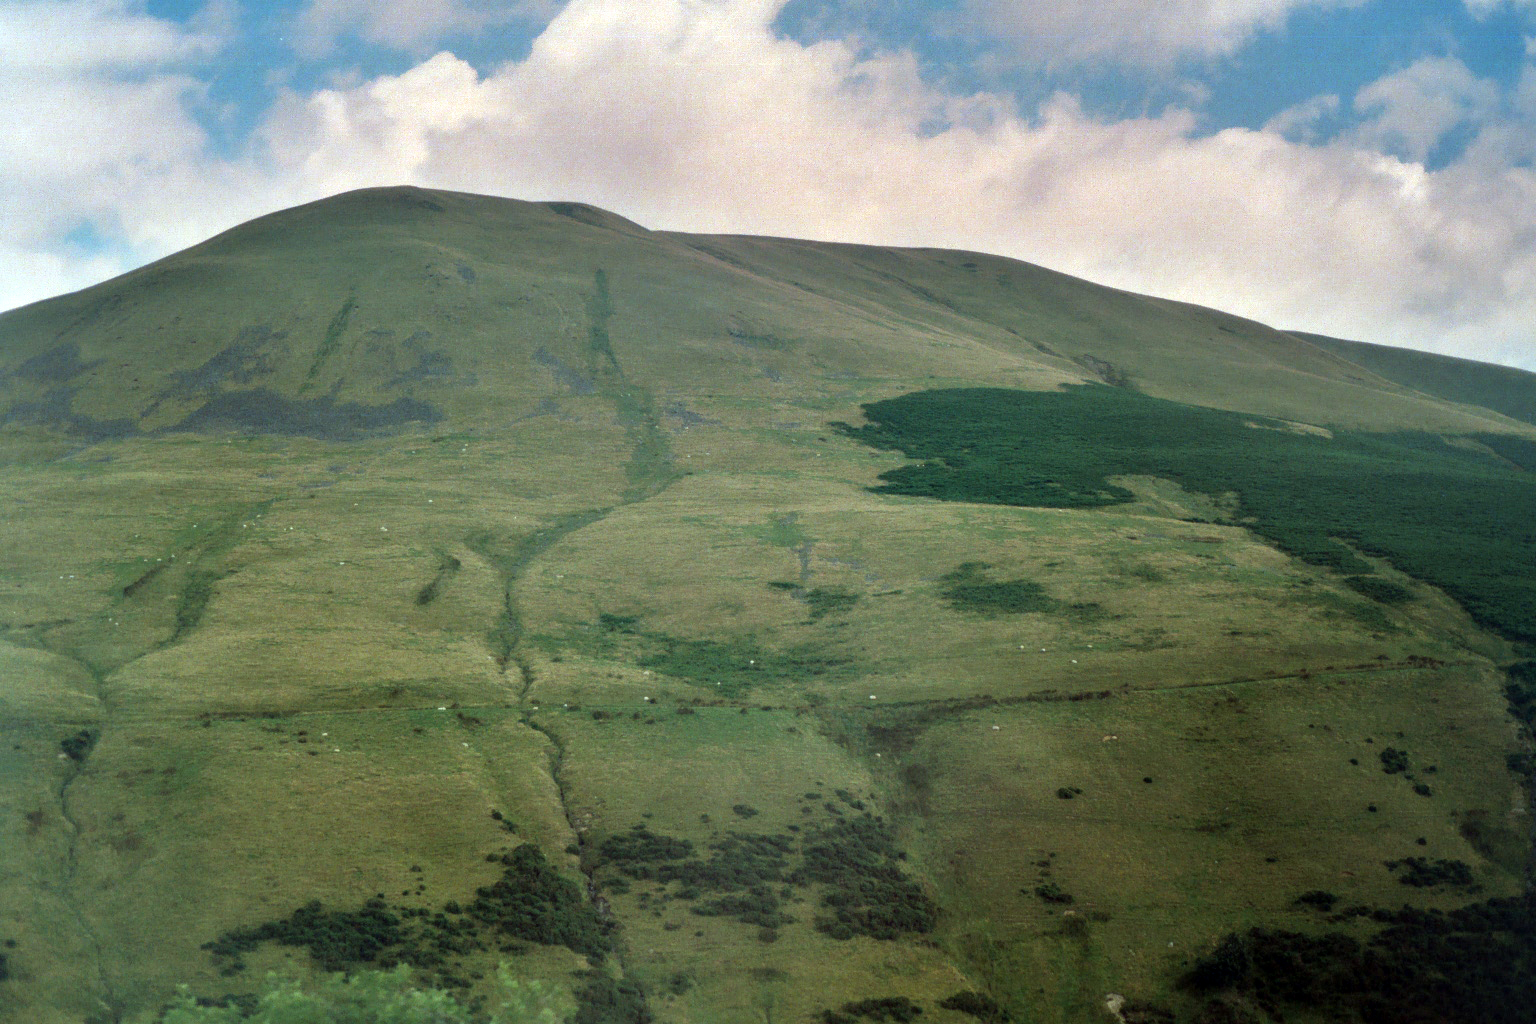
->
0, 186, 1533, 1024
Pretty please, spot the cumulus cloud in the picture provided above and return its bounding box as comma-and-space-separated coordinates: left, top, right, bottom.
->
291, 0, 561, 57
1351, 56, 1500, 163
1265, 93, 1341, 143
959, 0, 1367, 66
0, 0, 229, 70
0, 1, 248, 309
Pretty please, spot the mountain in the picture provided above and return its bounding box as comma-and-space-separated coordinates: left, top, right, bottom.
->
2, 186, 1534, 1024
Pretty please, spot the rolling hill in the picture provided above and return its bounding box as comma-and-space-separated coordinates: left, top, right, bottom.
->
2, 186, 1534, 1024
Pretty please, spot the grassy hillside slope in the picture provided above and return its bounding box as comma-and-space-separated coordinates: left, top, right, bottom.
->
0, 187, 1532, 1024
1291, 330, 1536, 428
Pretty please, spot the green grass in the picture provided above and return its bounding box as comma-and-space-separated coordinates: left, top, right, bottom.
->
1296, 330, 1536, 428
1, 188, 1532, 1024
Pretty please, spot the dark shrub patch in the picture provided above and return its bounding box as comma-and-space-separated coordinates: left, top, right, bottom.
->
939, 991, 1009, 1022
939, 563, 1059, 616
804, 587, 860, 622
1294, 891, 1337, 912
59, 730, 96, 762
1344, 575, 1412, 604
1385, 856, 1473, 888
573, 971, 651, 1024
1175, 894, 1536, 1024
1379, 747, 1409, 774
203, 898, 406, 973
203, 843, 609, 979
598, 825, 693, 866
797, 819, 936, 940
822, 996, 924, 1023
1182, 935, 1250, 992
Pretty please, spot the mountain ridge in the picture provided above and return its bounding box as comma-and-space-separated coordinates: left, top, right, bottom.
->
5, 185, 1534, 442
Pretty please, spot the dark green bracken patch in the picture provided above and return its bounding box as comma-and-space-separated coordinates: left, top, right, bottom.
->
939, 992, 1010, 1023
1180, 894, 1536, 1024
573, 971, 651, 1024
598, 825, 693, 865
1506, 661, 1536, 730
1294, 891, 1338, 912
415, 553, 462, 606
796, 818, 936, 941
804, 587, 860, 622
821, 997, 924, 1024
593, 815, 931, 940
467, 845, 611, 958
938, 563, 1059, 616
203, 899, 407, 974
203, 843, 609, 981
1343, 575, 1412, 604
835, 386, 1536, 642
1378, 747, 1410, 775
635, 633, 852, 696
1384, 856, 1474, 888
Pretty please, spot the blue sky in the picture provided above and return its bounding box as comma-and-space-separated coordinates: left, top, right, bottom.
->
3, 0, 1535, 369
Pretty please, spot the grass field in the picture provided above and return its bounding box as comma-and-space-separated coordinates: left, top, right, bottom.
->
1, 188, 1533, 1023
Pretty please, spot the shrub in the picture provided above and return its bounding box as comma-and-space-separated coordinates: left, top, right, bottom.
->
938, 991, 1009, 1022
1379, 747, 1409, 774
1294, 891, 1337, 912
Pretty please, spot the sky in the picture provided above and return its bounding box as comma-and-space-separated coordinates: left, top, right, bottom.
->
3, 1, 1535, 370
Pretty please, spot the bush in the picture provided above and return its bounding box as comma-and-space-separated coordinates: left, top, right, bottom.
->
1379, 747, 1410, 774
938, 563, 1059, 616
938, 991, 1009, 1022
1294, 891, 1337, 912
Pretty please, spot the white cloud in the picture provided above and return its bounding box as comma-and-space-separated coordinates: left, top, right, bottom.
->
959, 0, 1368, 66
292, 0, 561, 57
0, 0, 228, 70
1465, 0, 1536, 17
1351, 56, 1500, 162
1265, 93, 1341, 143
0, 1, 245, 310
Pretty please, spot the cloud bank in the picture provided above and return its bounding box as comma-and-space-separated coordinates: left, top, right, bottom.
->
960, 0, 1369, 65
3, 0, 1534, 371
